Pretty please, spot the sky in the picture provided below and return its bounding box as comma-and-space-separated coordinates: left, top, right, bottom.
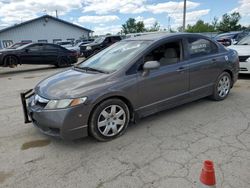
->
0, 0, 250, 35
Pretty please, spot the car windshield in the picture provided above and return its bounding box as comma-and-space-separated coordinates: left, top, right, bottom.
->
94, 37, 105, 43
237, 35, 250, 45
7, 43, 27, 49
77, 40, 151, 73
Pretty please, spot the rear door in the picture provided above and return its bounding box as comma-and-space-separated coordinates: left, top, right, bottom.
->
20, 44, 43, 64
41, 44, 59, 64
185, 37, 221, 96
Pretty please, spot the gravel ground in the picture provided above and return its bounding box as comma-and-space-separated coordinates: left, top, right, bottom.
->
0, 63, 250, 188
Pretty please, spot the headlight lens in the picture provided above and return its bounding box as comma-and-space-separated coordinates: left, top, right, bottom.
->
86, 46, 92, 50
44, 97, 87, 109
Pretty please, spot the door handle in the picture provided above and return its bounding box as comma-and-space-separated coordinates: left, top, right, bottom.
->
176, 66, 185, 72
212, 58, 217, 63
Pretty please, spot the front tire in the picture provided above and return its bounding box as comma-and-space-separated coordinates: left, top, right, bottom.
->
211, 72, 231, 101
4, 56, 18, 68
89, 99, 130, 142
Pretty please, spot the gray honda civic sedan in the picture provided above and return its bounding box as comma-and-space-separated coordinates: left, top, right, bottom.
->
21, 33, 239, 141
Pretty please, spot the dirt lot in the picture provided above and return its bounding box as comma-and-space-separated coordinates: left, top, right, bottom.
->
0, 63, 250, 188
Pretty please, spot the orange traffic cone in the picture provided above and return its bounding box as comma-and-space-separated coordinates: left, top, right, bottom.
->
199, 160, 216, 187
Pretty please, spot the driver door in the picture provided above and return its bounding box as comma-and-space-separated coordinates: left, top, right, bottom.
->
136, 39, 189, 117
20, 44, 43, 64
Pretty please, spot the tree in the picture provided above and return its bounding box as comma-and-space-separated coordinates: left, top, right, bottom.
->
147, 21, 160, 32
186, 20, 216, 33
122, 18, 146, 34
217, 12, 242, 32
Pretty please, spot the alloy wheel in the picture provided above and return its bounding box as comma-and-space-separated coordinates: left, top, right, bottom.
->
97, 105, 126, 137
217, 75, 230, 98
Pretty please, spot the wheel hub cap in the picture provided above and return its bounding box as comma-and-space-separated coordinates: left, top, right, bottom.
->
217, 75, 230, 98
97, 105, 126, 137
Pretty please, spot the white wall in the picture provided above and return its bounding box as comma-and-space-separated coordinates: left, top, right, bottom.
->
0, 17, 90, 46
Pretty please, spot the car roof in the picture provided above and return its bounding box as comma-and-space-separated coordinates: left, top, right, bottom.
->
124, 32, 208, 41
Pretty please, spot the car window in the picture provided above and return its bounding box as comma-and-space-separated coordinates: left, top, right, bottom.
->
27, 44, 42, 51
43, 44, 59, 51
78, 41, 151, 73
187, 38, 218, 58
144, 41, 182, 67
111, 37, 121, 42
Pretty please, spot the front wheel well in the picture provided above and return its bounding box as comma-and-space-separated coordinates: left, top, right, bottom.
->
88, 96, 135, 129
3, 55, 19, 66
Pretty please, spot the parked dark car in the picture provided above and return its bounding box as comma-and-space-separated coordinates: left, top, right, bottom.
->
80, 35, 122, 57
215, 31, 249, 46
21, 33, 239, 141
0, 43, 78, 67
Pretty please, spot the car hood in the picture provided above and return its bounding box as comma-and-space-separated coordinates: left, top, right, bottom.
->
0, 48, 16, 53
227, 45, 250, 56
35, 69, 110, 99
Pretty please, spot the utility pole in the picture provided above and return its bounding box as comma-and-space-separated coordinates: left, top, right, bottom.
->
56, 10, 58, 18
182, 0, 187, 32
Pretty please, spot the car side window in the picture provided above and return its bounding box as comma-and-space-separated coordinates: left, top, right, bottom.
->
27, 44, 42, 51
188, 37, 218, 58
43, 44, 59, 51
144, 41, 182, 67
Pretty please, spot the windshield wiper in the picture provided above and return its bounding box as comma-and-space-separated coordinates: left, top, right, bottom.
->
74, 66, 108, 74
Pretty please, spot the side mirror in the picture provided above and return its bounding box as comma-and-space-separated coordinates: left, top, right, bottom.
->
142, 61, 160, 76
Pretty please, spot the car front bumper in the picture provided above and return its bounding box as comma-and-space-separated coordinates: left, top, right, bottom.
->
21, 90, 91, 140
239, 61, 250, 74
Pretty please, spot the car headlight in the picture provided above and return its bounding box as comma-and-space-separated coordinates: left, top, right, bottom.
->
86, 46, 92, 50
44, 97, 87, 109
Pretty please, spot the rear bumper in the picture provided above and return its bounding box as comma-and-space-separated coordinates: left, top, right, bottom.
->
239, 61, 250, 74
20, 90, 91, 140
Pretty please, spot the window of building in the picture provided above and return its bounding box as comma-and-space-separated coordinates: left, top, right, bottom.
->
53, 39, 62, 44
21, 40, 32, 43
2, 40, 13, 48
38, 40, 48, 43
187, 38, 218, 58
67, 38, 75, 42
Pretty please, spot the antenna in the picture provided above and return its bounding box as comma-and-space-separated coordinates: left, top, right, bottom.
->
183, 0, 187, 31
56, 10, 58, 18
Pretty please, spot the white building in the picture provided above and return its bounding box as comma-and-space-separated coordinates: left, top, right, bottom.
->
0, 15, 93, 49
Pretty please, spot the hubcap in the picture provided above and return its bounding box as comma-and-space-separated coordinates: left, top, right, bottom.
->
217, 75, 230, 98
97, 105, 126, 137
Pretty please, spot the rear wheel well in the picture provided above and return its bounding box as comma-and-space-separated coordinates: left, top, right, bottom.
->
223, 69, 233, 87
88, 96, 134, 132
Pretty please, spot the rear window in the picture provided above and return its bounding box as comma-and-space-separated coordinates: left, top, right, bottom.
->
188, 38, 218, 58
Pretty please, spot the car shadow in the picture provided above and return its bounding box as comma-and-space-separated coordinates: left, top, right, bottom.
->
0, 66, 61, 77
239, 74, 250, 80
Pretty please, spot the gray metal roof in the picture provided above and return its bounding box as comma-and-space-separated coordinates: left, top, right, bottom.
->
0, 15, 93, 34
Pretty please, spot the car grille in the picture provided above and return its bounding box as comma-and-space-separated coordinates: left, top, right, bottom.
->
239, 56, 250, 62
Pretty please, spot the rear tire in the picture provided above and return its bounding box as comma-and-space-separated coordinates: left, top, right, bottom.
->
211, 72, 231, 101
56, 57, 70, 68
89, 99, 130, 142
